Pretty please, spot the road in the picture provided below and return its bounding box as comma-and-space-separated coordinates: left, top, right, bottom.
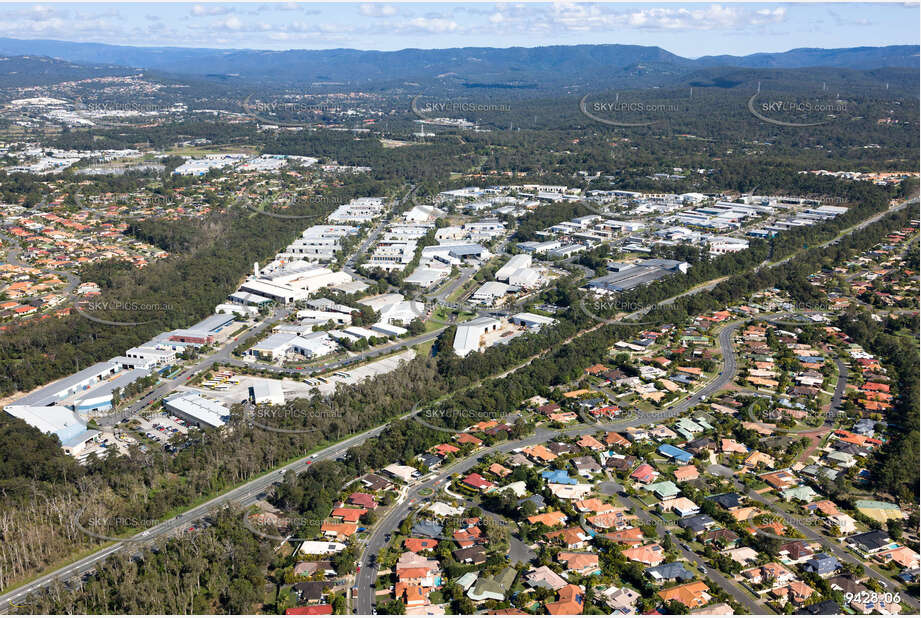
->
2, 198, 913, 611
354, 320, 743, 614
730, 477, 920, 611
599, 472, 771, 615
0, 408, 407, 614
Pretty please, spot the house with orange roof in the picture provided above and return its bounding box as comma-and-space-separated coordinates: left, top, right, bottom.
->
621, 543, 665, 566
404, 538, 439, 553
657, 581, 711, 609
471, 420, 499, 432
545, 527, 591, 550
433, 443, 460, 456
587, 511, 633, 530
769, 580, 815, 606
605, 431, 630, 448
527, 511, 568, 528
548, 411, 578, 423
453, 526, 484, 548
744, 450, 776, 469
320, 522, 358, 540
747, 376, 779, 389
456, 433, 483, 446
585, 364, 608, 375
330, 507, 366, 523
720, 438, 748, 454
604, 527, 644, 546
559, 552, 599, 575
761, 469, 798, 490
742, 421, 775, 435
674, 465, 699, 482
876, 546, 920, 569
545, 584, 584, 615
488, 462, 512, 478
574, 498, 616, 514
729, 506, 764, 522
804, 500, 840, 517
741, 562, 795, 587
577, 434, 604, 450
522, 444, 557, 463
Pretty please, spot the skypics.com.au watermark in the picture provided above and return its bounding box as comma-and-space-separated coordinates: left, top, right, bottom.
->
73, 509, 161, 543
234, 193, 339, 221
578, 295, 659, 327
747, 85, 849, 128
579, 93, 678, 128
241, 94, 342, 127
410, 96, 511, 127
410, 403, 495, 434
243, 513, 335, 543
74, 299, 174, 327
244, 401, 346, 435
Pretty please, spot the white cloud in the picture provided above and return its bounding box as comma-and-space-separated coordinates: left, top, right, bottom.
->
192, 5, 233, 17
360, 4, 398, 18
403, 17, 458, 34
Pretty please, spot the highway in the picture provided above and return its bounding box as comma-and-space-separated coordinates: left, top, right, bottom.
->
1, 197, 913, 612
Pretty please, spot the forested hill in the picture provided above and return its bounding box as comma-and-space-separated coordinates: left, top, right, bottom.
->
0, 38, 916, 91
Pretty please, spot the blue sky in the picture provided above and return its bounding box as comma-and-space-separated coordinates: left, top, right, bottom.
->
0, 2, 918, 57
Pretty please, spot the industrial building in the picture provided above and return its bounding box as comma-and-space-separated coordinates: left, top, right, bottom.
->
4, 405, 99, 457
586, 259, 689, 294
163, 392, 229, 428
453, 316, 502, 357
250, 379, 286, 405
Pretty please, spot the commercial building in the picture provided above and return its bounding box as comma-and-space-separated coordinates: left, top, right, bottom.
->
453, 316, 502, 357
4, 405, 99, 456
586, 259, 689, 294
163, 392, 229, 428
250, 379, 286, 405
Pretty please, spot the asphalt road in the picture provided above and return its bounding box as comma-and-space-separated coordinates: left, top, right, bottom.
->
600, 472, 771, 615
354, 320, 743, 614
2, 197, 913, 612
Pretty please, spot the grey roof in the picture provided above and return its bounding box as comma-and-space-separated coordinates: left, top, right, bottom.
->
412, 520, 443, 538
645, 562, 693, 581
678, 514, 716, 532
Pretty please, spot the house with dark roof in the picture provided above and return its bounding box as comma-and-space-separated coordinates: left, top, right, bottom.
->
453, 546, 487, 565
678, 514, 716, 535
417, 453, 443, 469
709, 492, 743, 509
803, 553, 841, 576
645, 562, 694, 583
412, 520, 443, 538
571, 455, 602, 477
699, 528, 739, 548
847, 530, 892, 555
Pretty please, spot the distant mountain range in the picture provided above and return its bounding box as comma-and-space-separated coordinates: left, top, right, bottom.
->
0, 38, 917, 93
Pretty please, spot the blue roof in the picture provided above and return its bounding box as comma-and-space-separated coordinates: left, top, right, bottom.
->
541, 469, 577, 485
658, 443, 693, 463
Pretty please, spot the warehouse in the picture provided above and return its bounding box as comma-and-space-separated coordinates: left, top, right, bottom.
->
511, 312, 556, 330
586, 259, 688, 294
495, 254, 532, 281
163, 392, 228, 428
10, 359, 122, 407
4, 404, 100, 456
453, 316, 501, 357
250, 379, 286, 405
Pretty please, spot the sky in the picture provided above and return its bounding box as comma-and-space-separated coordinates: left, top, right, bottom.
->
0, 2, 918, 58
